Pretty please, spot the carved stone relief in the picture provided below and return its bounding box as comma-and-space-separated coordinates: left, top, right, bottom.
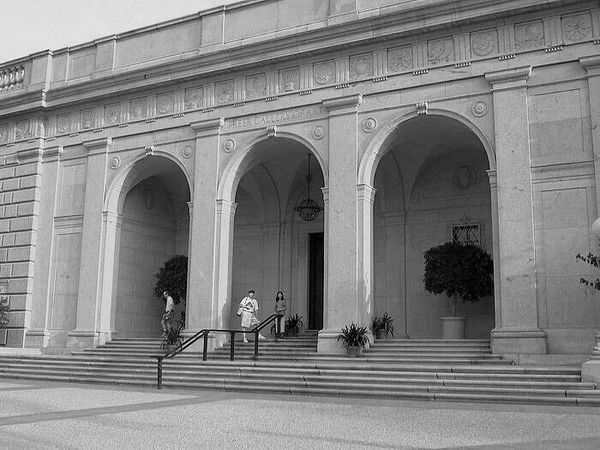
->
57, 114, 71, 134
471, 101, 488, 118
312, 125, 325, 140
562, 13, 592, 43
515, 21, 545, 51
223, 139, 236, 153
387, 46, 413, 73
313, 60, 335, 85
182, 145, 194, 159
362, 118, 377, 133
280, 68, 299, 92
246, 73, 267, 100
349, 53, 373, 80
110, 156, 121, 170
104, 103, 120, 126
15, 120, 31, 140
156, 93, 174, 115
0, 124, 8, 143
215, 80, 234, 105
81, 108, 95, 129
184, 86, 203, 111
130, 97, 147, 121
428, 37, 454, 65
471, 30, 498, 57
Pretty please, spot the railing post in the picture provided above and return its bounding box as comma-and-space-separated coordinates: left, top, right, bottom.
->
254, 330, 259, 359
230, 331, 235, 361
157, 357, 163, 389
203, 332, 208, 361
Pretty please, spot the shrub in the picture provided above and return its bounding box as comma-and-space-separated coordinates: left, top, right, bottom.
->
372, 313, 395, 337
154, 255, 188, 304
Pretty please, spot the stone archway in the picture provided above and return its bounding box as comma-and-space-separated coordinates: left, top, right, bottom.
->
362, 113, 497, 339
106, 155, 191, 338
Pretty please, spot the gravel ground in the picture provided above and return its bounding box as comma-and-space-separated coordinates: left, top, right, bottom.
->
1, 380, 600, 449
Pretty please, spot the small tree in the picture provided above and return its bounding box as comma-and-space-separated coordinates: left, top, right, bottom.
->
154, 255, 188, 304
423, 242, 493, 315
576, 253, 600, 291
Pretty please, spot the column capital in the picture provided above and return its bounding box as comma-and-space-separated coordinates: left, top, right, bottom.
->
322, 94, 363, 116
83, 137, 112, 155
187, 201, 193, 217
321, 186, 330, 204
580, 55, 600, 77
357, 183, 376, 204
216, 199, 237, 218
16, 139, 44, 163
485, 66, 531, 90
190, 117, 225, 137
43, 145, 63, 163
486, 169, 497, 188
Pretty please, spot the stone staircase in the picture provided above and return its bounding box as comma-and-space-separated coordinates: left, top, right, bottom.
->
0, 336, 599, 406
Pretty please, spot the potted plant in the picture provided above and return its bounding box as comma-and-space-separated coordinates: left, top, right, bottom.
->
423, 242, 493, 339
372, 313, 395, 340
337, 323, 369, 357
285, 314, 303, 337
0, 296, 8, 346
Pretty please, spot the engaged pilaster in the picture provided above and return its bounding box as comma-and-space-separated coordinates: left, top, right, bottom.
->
485, 67, 546, 356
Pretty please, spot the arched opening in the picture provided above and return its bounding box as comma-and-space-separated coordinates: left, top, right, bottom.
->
229, 137, 326, 332
113, 156, 191, 337
372, 115, 494, 338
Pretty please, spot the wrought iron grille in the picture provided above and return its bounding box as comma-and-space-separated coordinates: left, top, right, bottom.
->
452, 224, 480, 246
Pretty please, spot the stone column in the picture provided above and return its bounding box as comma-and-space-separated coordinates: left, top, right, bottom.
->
485, 67, 546, 356
96, 211, 123, 345
487, 169, 502, 329
579, 55, 600, 383
68, 137, 111, 349
26, 145, 62, 348
318, 94, 364, 354
357, 183, 376, 336
187, 118, 224, 339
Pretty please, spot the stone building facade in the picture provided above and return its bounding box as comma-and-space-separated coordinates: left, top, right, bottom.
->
0, 0, 599, 360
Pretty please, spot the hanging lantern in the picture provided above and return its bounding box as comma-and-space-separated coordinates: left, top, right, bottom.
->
295, 153, 323, 222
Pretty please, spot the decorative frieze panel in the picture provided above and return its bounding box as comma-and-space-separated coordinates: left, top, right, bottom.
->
184, 86, 203, 111
514, 20, 545, 51
313, 60, 335, 86
104, 103, 121, 126
0, 125, 8, 143
56, 114, 71, 134
428, 37, 454, 65
129, 97, 147, 121
279, 67, 300, 93
245, 73, 267, 100
15, 120, 32, 141
80, 108, 95, 130
156, 92, 175, 115
215, 80, 234, 105
471, 30, 498, 57
349, 53, 373, 81
562, 12, 593, 43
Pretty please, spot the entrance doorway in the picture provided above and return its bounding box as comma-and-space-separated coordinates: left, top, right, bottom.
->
308, 232, 324, 330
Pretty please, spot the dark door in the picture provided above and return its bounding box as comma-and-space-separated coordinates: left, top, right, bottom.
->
308, 232, 324, 330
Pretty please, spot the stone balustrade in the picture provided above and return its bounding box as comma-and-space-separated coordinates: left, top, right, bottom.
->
0, 65, 25, 94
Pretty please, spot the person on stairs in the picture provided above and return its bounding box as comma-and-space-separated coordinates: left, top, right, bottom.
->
161, 290, 175, 339
274, 290, 287, 339
237, 290, 266, 343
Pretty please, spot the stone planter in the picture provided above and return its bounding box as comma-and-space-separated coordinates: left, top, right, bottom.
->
346, 346, 363, 357
287, 328, 298, 337
375, 329, 387, 340
440, 316, 466, 339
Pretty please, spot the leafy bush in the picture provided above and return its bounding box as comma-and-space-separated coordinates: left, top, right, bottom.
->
337, 323, 369, 348
576, 253, 600, 291
285, 314, 303, 332
154, 255, 188, 304
423, 242, 493, 302
372, 313, 395, 337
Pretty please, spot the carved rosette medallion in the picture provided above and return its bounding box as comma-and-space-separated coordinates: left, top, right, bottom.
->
471, 30, 498, 57
428, 38, 454, 65
157, 93, 174, 115
223, 139, 236, 153
471, 101, 488, 118
81, 108, 95, 129
387, 46, 413, 73
183, 145, 194, 159
279, 68, 299, 92
184, 87, 204, 111
130, 97, 147, 121
104, 103, 120, 126
312, 125, 326, 140
349, 53, 373, 81
15, 120, 31, 141
515, 21, 545, 51
314, 61, 335, 86
453, 165, 478, 191
0, 125, 8, 143
215, 81, 234, 105
56, 114, 71, 134
246, 74, 267, 100
110, 156, 121, 170
362, 118, 378, 133
562, 13, 592, 43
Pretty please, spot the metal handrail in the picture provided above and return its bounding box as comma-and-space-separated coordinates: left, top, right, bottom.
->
156, 313, 279, 389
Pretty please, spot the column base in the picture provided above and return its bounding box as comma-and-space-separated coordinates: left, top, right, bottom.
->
491, 327, 547, 357
582, 352, 600, 383
317, 329, 345, 354
25, 329, 50, 348
67, 330, 99, 349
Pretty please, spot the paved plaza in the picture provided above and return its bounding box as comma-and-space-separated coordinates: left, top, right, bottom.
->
0, 380, 599, 449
